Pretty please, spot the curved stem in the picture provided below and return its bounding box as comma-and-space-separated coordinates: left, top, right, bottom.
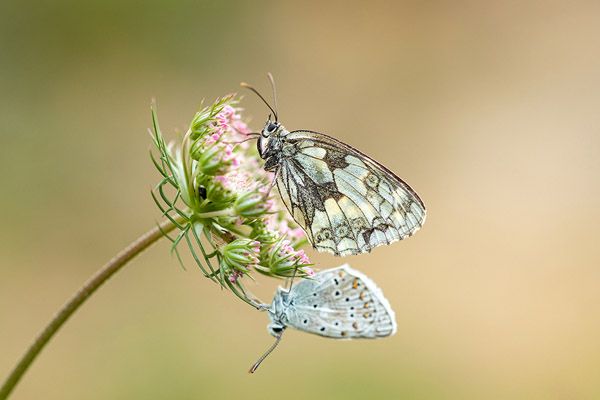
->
0, 218, 179, 400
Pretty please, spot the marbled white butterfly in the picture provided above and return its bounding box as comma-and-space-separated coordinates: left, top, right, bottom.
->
241, 75, 426, 256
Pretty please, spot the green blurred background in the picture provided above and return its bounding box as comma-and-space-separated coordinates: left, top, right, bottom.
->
1, 0, 599, 399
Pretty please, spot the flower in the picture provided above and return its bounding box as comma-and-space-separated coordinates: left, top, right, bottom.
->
221, 239, 261, 277
228, 269, 244, 283
262, 237, 313, 277
295, 249, 310, 264
150, 94, 312, 307
234, 191, 273, 218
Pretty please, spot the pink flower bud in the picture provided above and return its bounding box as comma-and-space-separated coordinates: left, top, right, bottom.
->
222, 105, 236, 117
295, 249, 310, 264
265, 199, 274, 211
213, 175, 231, 188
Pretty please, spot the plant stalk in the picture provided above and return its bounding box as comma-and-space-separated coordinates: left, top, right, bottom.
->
0, 218, 178, 400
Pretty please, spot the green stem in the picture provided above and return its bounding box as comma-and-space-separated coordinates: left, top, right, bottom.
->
0, 218, 179, 400
196, 208, 235, 218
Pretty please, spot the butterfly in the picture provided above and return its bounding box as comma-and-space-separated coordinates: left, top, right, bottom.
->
241, 75, 426, 256
249, 264, 396, 373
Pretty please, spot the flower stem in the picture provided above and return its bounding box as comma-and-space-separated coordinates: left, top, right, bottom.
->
196, 208, 235, 218
0, 218, 179, 400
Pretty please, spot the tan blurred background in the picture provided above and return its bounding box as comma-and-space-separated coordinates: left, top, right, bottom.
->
1, 0, 599, 399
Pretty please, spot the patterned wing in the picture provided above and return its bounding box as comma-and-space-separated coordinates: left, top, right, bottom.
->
275, 130, 426, 256
283, 264, 396, 339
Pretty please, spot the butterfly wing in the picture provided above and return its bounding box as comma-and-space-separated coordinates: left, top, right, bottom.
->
282, 264, 396, 339
275, 130, 426, 256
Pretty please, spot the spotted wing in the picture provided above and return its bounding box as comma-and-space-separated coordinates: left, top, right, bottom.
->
275, 130, 426, 256
282, 264, 396, 339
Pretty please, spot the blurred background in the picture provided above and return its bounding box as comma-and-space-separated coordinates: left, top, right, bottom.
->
1, 0, 599, 399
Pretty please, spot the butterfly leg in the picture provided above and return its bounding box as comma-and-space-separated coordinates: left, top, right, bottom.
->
286, 263, 299, 291
236, 280, 270, 309
221, 135, 259, 145
261, 165, 281, 199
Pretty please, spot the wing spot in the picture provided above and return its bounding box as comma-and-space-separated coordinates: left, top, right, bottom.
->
334, 223, 351, 238
303, 319, 308, 324
334, 278, 339, 285
315, 228, 332, 243
364, 312, 371, 318
341, 331, 347, 337
352, 280, 359, 289
366, 173, 380, 188
351, 217, 368, 230
313, 304, 318, 308
345, 297, 350, 302
338, 271, 343, 277
320, 327, 326, 332
353, 322, 359, 329
364, 303, 369, 308
359, 292, 365, 300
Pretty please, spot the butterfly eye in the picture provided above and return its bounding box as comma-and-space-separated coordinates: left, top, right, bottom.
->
267, 122, 278, 132
271, 326, 283, 334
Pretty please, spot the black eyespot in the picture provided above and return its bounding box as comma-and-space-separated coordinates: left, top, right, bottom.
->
272, 326, 283, 334
303, 319, 308, 324
335, 290, 340, 296
345, 298, 350, 302
313, 304, 318, 308
320, 327, 326, 332
267, 122, 277, 132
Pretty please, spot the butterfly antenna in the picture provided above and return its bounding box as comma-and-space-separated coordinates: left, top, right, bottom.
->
240, 81, 278, 121
249, 329, 285, 373
222, 136, 260, 145
266, 72, 278, 122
